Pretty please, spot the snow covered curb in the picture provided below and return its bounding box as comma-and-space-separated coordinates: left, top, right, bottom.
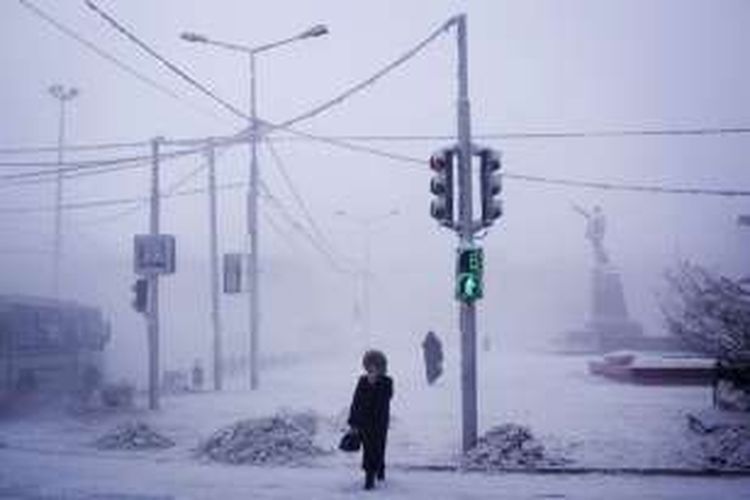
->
401, 464, 750, 477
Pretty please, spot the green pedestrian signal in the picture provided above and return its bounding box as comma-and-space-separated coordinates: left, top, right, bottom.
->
456, 247, 483, 302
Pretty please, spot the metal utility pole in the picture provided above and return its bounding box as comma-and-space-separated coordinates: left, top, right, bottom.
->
248, 51, 260, 390
335, 209, 399, 343
180, 24, 328, 391
455, 14, 478, 452
147, 137, 161, 410
206, 140, 223, 391
48, 84, 79, 299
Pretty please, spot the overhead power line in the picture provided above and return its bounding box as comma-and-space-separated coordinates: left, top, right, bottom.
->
0, 134, 245, 188
258, 178, 351, 273
82, 0, 453, 161
273, 18, 454, 131
84, 0, 249, 122
271, 127, 750, 143
16, 3, 750, 200
0, 145, 204, 182
264, 139, 344, 263
502, 172, 750, 197
17, 0, 230, 126
4, 125, 750, 157
0, 139, 149, 155
76, 140, 236, 226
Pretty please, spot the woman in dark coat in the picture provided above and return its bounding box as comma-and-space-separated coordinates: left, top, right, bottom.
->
347, 350, 393, 490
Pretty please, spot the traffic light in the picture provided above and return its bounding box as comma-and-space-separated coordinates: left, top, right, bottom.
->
429, 148, 456, 227
479, 148, 502, 227
456, 246, 483, 303
131, 278, 148, 314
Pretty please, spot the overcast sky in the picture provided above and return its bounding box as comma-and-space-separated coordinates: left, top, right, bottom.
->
1, 1, 749, 378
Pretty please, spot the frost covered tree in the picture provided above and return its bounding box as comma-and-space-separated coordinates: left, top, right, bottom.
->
661, 261, 750, 410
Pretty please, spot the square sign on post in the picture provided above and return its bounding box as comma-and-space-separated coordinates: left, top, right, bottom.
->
456, 246, 483, 303
223, 253, 244, 294
134, 234, 176, 276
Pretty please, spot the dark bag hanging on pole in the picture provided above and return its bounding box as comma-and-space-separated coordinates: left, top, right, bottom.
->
338, 429, 361, 452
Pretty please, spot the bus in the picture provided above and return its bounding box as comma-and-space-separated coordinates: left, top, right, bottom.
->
0, 295, 110, 405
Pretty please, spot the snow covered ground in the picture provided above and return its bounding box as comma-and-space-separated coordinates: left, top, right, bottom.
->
2, 445, 750, 500
1, 349, 748, 498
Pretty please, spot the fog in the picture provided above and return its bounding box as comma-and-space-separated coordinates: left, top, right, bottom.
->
1, 0, 749, 385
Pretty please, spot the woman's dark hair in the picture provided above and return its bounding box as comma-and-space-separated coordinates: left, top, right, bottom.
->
362, 349, 388, 374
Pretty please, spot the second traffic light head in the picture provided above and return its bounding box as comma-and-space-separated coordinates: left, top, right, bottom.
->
479, 148, 503, 227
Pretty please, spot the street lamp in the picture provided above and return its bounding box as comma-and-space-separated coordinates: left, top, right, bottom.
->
48, 84, 79, 300
335, 209, 399, 342
181, 25, 329, 390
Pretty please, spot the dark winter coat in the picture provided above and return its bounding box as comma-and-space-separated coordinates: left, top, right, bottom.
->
422, 332, 444, 384
347, 374, 393, 472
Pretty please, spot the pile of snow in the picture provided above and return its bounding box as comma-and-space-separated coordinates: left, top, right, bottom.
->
199, 412, 325, 465
463, 423, 569, 470
95, 421, 174, 450
687, 414, 750, 469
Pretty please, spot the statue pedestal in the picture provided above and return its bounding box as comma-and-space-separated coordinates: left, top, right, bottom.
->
588, 265, 644, 351
559, 265, 656, 354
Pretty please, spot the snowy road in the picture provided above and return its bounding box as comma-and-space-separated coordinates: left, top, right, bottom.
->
1, 352, 749, 498
1, 446, 749, 500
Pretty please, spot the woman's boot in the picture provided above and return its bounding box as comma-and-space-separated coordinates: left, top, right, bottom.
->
364, 471, 375, 490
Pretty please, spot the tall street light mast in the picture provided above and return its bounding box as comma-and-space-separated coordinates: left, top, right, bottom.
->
48, 84, 79, 300
181, 24, 328, 389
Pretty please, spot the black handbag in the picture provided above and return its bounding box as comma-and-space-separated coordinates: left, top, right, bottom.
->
338, 429, 361, 452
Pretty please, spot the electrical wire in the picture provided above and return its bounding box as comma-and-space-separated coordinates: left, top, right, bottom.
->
75, 141, 235, 225
0, 136, 243, 186
15, 2, 750, 201
258, 179, 351, 273
264, 138, 344, 262
17, 0, 231, 126
0, 131, 241, 156
272, 18, 454, 131
258, 202, 306, 255
502, 172, 750, 197
5, 125, 750, 157
82, 0, 452, 163
0, 139, 149, 155
84, 0, 249, 123
270, 127, 750, 143
0, 157, 152, 190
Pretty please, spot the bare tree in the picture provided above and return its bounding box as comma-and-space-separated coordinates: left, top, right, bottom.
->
661, 261, 750, 410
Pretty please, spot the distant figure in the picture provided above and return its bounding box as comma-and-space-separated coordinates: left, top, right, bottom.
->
422, 331, 444, 384
481, 334, 491, 353
347, 350, 393, 490
191, 359, 204, 391
572, 203, 609, 265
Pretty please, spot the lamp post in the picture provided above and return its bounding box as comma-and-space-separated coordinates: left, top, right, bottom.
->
335, 209, 399, 342
181, 24, 328, 390
48, 84, 79, 300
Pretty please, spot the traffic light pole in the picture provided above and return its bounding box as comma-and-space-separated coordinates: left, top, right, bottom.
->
148, 138, 161, 410
455, 14, 478, 452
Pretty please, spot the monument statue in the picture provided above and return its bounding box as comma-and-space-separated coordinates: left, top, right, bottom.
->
572, 203, 609, 265
559, 202, 645, 352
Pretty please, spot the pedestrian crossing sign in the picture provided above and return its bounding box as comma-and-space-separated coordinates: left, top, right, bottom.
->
456, 246, 483, 302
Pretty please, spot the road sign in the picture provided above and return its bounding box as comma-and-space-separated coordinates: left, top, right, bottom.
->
456, 246, 483, 302
223, 253, 244, 294
134, 234, 176, 276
